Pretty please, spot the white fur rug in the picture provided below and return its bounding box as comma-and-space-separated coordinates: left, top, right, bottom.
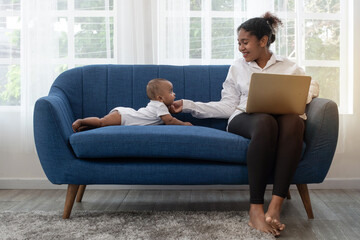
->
0, 211, 275, 240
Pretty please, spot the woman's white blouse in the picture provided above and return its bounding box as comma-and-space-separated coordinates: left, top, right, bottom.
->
182, 54, 319, 123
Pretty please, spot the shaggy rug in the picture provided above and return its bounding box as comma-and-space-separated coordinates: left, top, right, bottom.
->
0, 211, 275, 240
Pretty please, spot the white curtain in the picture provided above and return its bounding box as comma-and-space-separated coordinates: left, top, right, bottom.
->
158, 0, 190, 65
20, 0, 161, 151
21, 0, 58, 152
117, 0, 159, 64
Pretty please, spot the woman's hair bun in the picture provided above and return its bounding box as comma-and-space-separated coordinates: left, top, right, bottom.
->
262, 11, 282, 32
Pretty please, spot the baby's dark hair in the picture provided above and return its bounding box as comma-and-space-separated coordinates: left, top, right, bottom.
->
237, 12, 282, 47
146, 78, 170, 100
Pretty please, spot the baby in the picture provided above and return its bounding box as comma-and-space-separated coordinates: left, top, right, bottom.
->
72, 78, 192, 132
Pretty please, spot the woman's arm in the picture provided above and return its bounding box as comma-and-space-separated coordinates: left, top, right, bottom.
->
180, 66, 241, 119
306, 80, 319, 104
294, 65, 319, 104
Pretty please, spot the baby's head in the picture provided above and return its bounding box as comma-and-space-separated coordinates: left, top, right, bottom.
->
146, 78, 175, 106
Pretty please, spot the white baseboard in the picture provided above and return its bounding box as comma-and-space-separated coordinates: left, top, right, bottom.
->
0, 178, 359, 190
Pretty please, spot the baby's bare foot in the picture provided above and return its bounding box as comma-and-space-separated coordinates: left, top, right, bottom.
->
72, 119, 82, 132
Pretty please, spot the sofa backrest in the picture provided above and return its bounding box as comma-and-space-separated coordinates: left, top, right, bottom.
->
50, 65, 231, 130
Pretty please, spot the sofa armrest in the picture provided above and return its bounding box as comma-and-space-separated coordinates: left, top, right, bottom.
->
296, 98, 339, 182
33, 90, 77, 184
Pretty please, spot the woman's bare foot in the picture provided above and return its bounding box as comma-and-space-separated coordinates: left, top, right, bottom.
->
265, 195, 286, 231
265, 215, 285, 231
249, 204, 280, 236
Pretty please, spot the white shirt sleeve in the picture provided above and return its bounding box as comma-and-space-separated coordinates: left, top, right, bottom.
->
307, 80, 320, 104
182, 65, 240, 119
156, 102, 171, 117
295, 66, 320, 104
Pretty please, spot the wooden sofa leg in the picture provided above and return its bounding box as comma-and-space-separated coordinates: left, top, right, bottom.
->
76, 185, 86, 202
63, 184, 79, 219
296, 184, 314, 219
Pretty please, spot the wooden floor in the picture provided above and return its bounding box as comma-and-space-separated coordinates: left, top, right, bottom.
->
1, 188, 360, 239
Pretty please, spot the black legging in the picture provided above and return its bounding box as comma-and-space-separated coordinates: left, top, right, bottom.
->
228, 113, 305, 204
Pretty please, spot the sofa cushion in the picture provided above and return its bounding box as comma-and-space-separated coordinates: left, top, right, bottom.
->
69, 125, 250, 164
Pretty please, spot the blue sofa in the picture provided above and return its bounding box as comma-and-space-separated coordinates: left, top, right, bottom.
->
33, 65, 338, 219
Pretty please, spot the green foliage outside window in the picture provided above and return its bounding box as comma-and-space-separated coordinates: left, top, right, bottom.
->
306, 67, 340, 105
190, 0, 201, 11
305, 20, 340, 61
74, 17, 114, 58
304, 0, 340, 13
0, 27, 20, 105
0, 65, 20, 106
211, 18, 234, 59
190, 17, 202, 59
212, 0, 234, 11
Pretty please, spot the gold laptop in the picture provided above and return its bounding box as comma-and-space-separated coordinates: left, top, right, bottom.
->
245, 73, 311, 115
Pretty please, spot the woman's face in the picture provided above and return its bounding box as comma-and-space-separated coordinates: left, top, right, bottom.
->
237, 28, 268, 62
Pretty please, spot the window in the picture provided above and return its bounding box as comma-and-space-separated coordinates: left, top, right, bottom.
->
0, 0, 115, 107
0, 0, 21, 106
54, 0, 115, 70
0, 0, 353, 114
160, 0, 352, 113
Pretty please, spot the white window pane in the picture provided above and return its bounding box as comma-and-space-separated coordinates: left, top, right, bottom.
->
55, 17, 68, 58
0, 17, 20, 58
0, 0, 20, 11
74, 17, 114, 58
274, 0, 295, 12
212, 18, 234, 59
190, 17, 202, 59
275, 19, 295, 59
190, 0, 201, 11
306, 66, 340, 106
74, 0, 113, 11
57, 0, 67, 10
0, 64, 20, 106
305, 20, 340, 61
212, 0, 234, 11
304, 0, 340, 13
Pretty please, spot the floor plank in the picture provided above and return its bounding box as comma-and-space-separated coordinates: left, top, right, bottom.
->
1, 188, 360, 239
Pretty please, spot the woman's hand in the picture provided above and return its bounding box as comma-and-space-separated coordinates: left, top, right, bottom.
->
170, 100, 183, 114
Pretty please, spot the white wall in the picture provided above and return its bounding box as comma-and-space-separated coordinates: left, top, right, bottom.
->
1, 2, 360, 189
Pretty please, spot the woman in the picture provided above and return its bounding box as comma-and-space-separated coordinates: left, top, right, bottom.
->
171, 12, 319, 236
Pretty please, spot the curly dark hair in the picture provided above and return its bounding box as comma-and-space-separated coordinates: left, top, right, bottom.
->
237, 12, 283, 47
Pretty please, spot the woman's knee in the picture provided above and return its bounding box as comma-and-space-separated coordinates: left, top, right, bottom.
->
252, 114, 278, 138
277, 114, 304, 133
228, 113, 278, 141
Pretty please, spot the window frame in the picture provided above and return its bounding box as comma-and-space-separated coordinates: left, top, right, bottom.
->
0, 0, 354, 114
51, 0, 116, 69
159, 0, 352, 114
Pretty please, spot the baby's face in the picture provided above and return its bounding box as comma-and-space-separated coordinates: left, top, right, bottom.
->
159, 81, 175, 106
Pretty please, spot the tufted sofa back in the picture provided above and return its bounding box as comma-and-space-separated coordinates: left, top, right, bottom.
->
50, 65, 231, 130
